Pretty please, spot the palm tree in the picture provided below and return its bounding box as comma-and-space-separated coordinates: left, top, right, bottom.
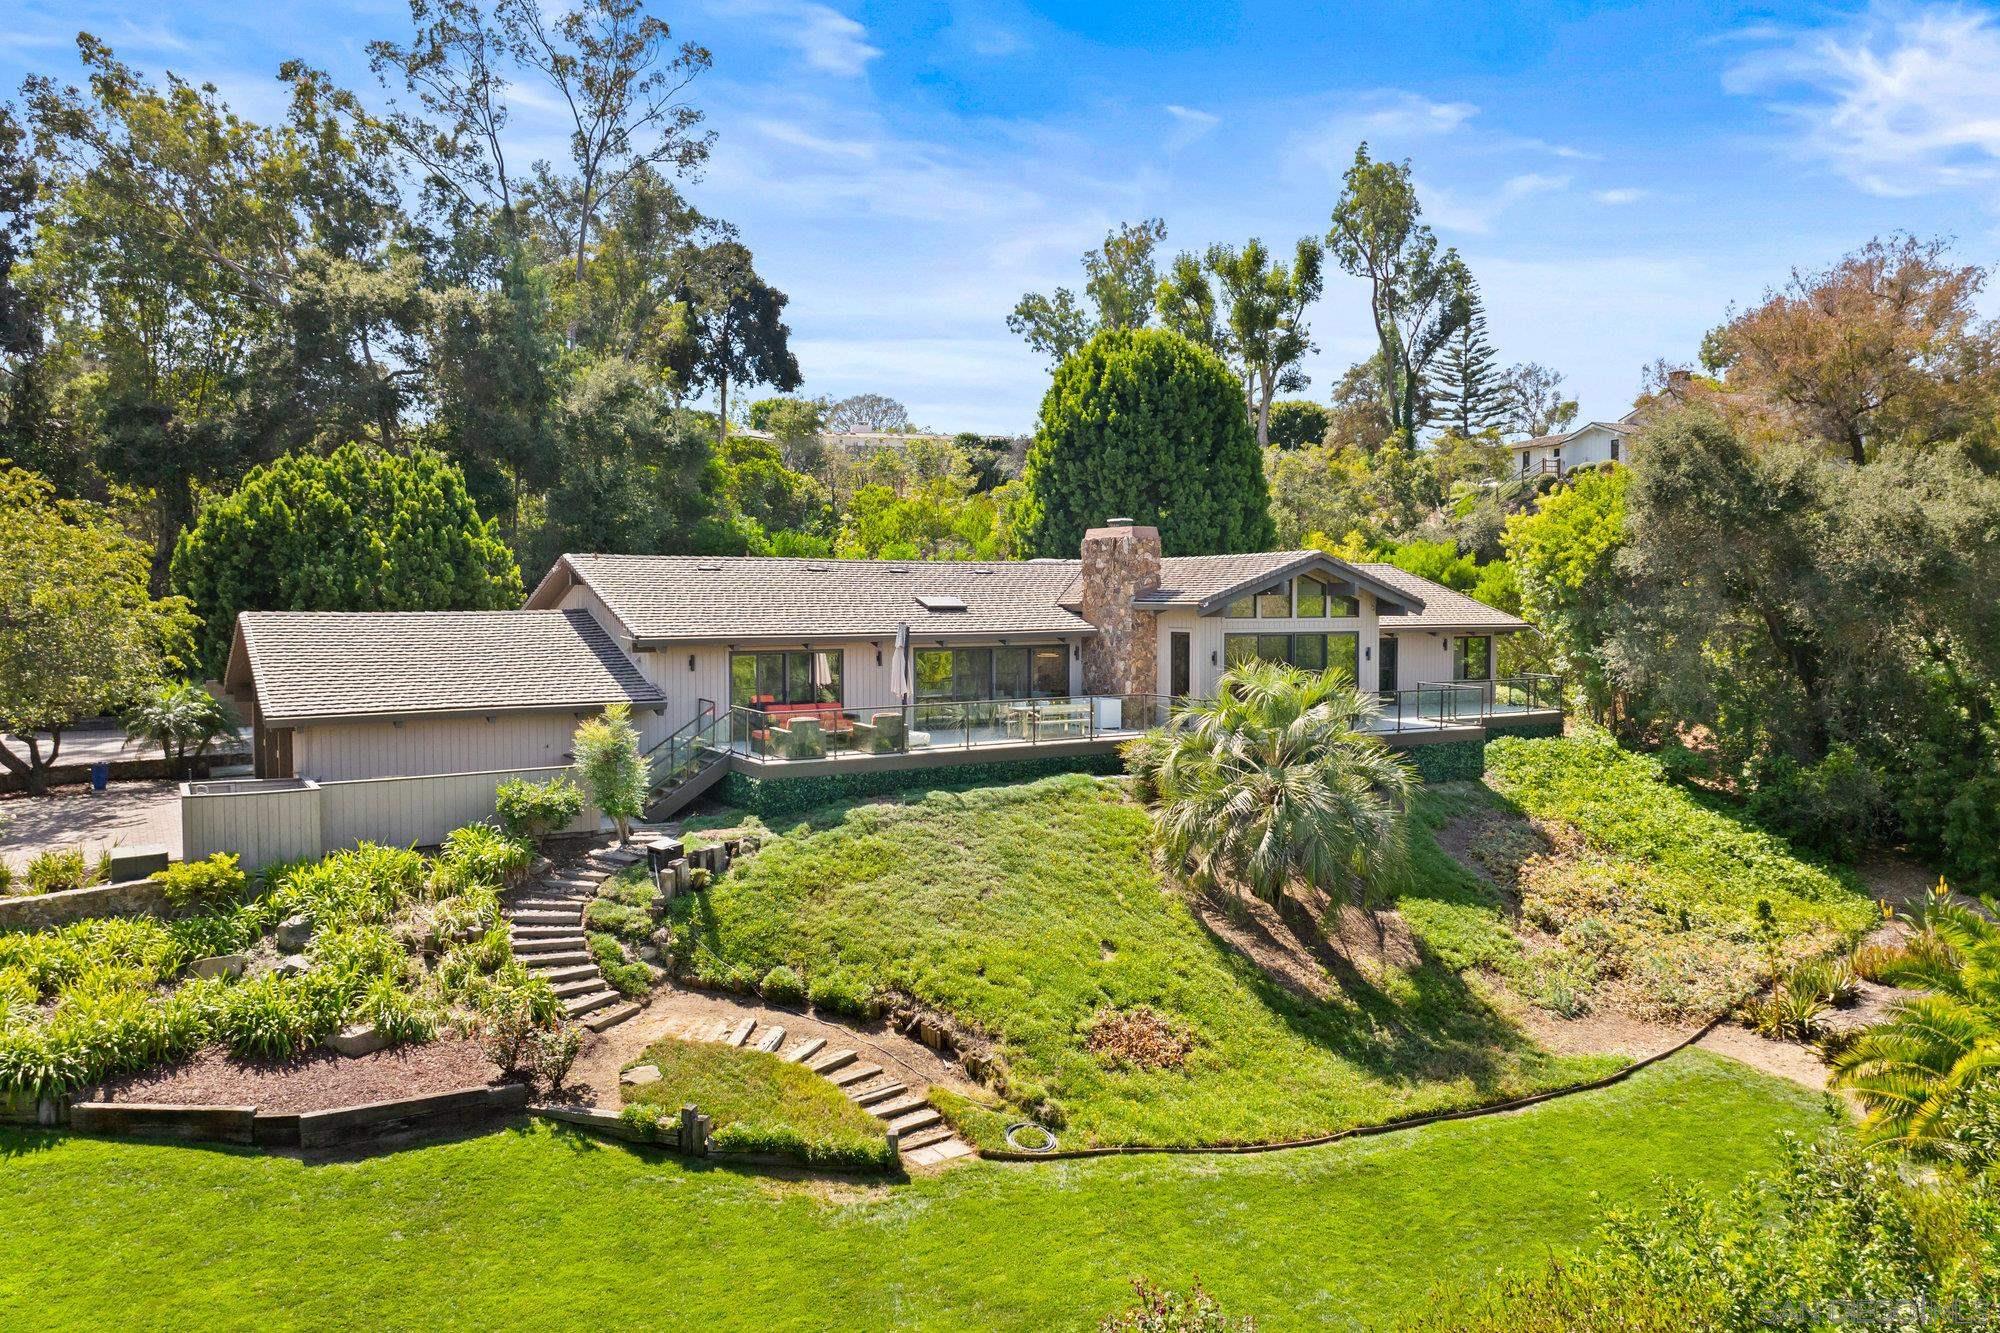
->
1124, 659, 1416, 907
123, 681, 240, 779
1833, 881, 2000, 1157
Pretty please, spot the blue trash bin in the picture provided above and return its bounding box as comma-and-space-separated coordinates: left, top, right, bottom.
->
89, 762, 110, 793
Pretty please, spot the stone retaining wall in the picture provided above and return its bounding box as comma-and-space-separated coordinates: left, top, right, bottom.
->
0, 878, 176, 933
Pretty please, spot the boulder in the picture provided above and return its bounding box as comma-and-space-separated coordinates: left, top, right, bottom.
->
637, 945, 661, 964
329, 1024, 389, 1057
620, 1064, 662, 1087
275, 914, 315, 951
273, 954, 310, 979
190, 954, 246, 980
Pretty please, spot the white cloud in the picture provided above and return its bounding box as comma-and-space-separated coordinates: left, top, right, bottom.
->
1163, 104, 1219, 150
714, 0, 882, 78
1726, 2, 2000, 197
1420, 172, 1570, 234
1353, 90, 1480, 138
1592, 187, 1648, 205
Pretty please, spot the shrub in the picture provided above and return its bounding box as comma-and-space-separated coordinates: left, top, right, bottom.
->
1744, 745, 1888, 862
588, 932, 652, 998
619, 1101, 669, 1141
476, 994, 541, 1076
1099, 1278, 1253, 1333
423, 887, 502, 954
494, 774, 586, 844
311, 926, 411, 987
1943, 774, 2000, 894
152, 854, 247, 911
534, 1024, 584, 1092
0, 860, 12, 895
759, 964, 806, 1006
26, 849, 91, 895
439, 825, 534, 887
266, 842, 428, 930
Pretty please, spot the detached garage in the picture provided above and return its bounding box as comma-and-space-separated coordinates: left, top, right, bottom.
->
222, 609, 668, 782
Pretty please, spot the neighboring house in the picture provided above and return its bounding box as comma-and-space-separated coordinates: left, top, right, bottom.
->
1509, 418, 1636, 478
200, 521, 1558, 863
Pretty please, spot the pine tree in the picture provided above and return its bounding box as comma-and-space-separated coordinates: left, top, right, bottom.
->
1432, 285, 1507, 436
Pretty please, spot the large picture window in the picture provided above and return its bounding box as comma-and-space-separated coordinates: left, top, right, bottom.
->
1224, 579, 1294, 619
1224, 632, 1359, 680
1457, 635, 1492, 682
730, 650, 842, 709
915, 646, 1067, 701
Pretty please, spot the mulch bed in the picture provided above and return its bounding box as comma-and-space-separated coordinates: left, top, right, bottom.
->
96, 1039, 506, 1114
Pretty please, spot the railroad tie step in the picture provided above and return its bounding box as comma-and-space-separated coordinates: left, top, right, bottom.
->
830, 1062, 881, 1089
510, 910, 577, 927
888, 1107, 943, 1135
511, 923, 586, 938
724, 1017, 756, 1047
783, 1037, 826, 1065
706, 1020, 735, 1043
870, 1093, 927, 1121
511, 934, 587, 953
551, 977, 604, 999
515, 897, 588, 911
586, 1002, 640, 1032
851, 1082, 908, 1108
564, 990, 619, 1018
807, 1049, 857, 1076
897, 1124, 956, 1153
519, 953, 593, 972
755, 1026, 787, 1054
531, 963, 601, 984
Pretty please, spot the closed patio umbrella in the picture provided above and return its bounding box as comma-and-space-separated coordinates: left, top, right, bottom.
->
890, 622, 910, 703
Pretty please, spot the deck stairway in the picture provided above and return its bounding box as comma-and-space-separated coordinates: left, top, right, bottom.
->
504, 844, 647, 1032
643, 704, 732, 823
669, 1014, 973, 1166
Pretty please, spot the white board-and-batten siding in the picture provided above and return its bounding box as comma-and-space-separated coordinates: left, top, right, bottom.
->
1151, 592, 1384, 698
291, 712, 583, 782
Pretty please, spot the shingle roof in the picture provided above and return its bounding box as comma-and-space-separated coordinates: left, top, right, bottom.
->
544, 554, 1096, 644
232, 609, 666, 724
1364, 564, 1529, 631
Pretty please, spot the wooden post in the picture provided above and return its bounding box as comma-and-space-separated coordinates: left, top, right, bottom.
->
679, 1103, 705, 1156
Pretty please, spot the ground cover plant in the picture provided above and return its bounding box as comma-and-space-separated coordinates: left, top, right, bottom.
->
620, 1036, 895, 1172
0, 1054, 1827, 1328
1478, 732, 1876, 1021
0, 830, 560, 1102
666, 772, 1618, 1150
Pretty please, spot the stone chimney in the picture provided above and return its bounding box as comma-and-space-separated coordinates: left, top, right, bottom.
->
1078, 518, 1162, 696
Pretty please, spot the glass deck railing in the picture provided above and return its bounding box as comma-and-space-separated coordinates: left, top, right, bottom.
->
721, 694, 1174, 763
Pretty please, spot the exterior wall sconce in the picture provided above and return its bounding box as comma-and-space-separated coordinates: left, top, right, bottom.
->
1210, 651, 1219, 666
688, 654, 696, 672
1364, 646, 1372, 661
1072, 642, 1081, 661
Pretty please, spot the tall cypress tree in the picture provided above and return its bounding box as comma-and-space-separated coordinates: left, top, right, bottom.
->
1433, 284, 1507, 436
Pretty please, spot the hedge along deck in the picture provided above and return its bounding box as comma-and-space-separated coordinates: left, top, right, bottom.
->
61, 1083, 529, 1151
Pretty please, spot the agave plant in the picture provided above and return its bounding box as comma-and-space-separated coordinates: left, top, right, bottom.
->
1123, 659, 1416, 907
1832, 879, 2000, 1156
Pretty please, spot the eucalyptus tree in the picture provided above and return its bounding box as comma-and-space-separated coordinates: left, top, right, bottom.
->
1327, 143, 1472, 438
1008, 218, 1168, 364
1157, 235, 1324, 446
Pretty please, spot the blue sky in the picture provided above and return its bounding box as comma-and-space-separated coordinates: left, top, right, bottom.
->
6, 1, 2000, 432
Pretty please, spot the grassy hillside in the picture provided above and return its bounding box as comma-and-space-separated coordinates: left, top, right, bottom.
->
668, 773, 1615, 1149
0, 1054, 1831, 1330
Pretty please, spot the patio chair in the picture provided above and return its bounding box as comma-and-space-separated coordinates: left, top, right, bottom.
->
778, 716, 826, 760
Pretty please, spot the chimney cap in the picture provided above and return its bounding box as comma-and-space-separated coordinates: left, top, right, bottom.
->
1106, 517, 1133, 527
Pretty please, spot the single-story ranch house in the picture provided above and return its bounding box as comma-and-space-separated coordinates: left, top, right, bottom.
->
193, 522, 1560, 864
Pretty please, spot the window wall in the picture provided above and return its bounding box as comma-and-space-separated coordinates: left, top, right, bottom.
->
730, 650, 843, 709
1223, 631, 1360, 681
1456, 635, 1492, 683
914, 645, 1068, 701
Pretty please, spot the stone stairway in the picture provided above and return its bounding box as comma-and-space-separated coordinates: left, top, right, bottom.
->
505, 844, 646, 1033
670, 1015, 973, 1167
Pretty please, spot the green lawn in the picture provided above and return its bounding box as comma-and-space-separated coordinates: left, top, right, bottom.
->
0, 1053, 1833, 1330
668, 773, 1616, 1149
622, 1036, 894, 1171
